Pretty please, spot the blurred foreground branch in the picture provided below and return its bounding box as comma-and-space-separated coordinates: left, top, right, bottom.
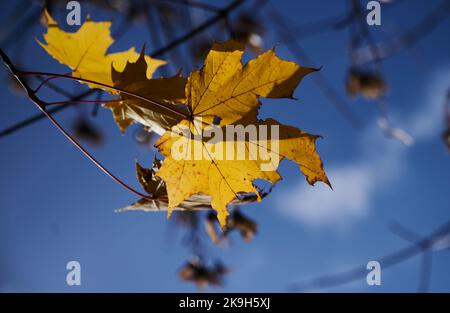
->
289, 220, 450, 291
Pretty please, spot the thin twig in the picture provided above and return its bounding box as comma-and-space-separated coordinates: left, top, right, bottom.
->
46, 98, 121, 107
0, 49, 154, 201
20, 70, 190, 119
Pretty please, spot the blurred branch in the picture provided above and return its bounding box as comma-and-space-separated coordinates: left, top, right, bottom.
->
0, 88, 92, 139
266, 1, 363, 129
143, 3, 168, 73
288, 0, 406, 41
353, 0, 450, 65
350, 0, 383, 71
443, 88, 450, 151
0, 6, 41, 48
160, 0, 221, 12
390, 222, 432, 292
289, 220, 450, 291
418, 251, 432, 292
149, 0, 246, 57
349, 0, 413, 145
389, 221, 422, 243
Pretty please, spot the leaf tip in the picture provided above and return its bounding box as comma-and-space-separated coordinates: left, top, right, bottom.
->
42, 9, 57, 27
217, 210, 229, 231
325, 178, 333, 190
166, 207, 173, 220
139, 43, 147, 57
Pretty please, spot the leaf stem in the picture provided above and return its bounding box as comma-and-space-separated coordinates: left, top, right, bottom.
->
20, 70, 191, 120
45, 98, 121, 107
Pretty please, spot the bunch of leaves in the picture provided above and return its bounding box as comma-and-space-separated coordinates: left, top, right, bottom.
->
39, 12, 330, 229
346, 67, 386, 99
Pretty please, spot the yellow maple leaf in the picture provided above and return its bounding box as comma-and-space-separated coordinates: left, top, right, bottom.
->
105, 50, 188, 133
38, 10, 166, 90
155, 41, 330, 228
187, 41, 316, 125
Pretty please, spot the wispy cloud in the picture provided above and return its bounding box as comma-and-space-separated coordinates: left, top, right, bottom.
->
277, 164, 373, 227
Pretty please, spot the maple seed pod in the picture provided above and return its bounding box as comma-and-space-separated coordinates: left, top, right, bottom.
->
346, 68, 386, 99
232, 13, 265, 53
72, 117, 103, 146
205, 212, 220, 244
178, 258, 228, 288
179, 262, 196, 281
204, 209, 258, 244
228, 210, 258, 242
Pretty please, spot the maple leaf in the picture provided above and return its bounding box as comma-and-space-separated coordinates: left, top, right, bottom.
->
154, 41, 330, 228
105, 50, 187, 133
117, 158, 266, 213
135, 158, 166, 198
38, 10, 165, 90
187, 40, 316, 125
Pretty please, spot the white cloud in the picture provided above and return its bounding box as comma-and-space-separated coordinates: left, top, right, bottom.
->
277, 165, 373, 226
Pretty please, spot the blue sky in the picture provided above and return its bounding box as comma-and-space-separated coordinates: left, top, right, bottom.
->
0, 0, 449, 292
